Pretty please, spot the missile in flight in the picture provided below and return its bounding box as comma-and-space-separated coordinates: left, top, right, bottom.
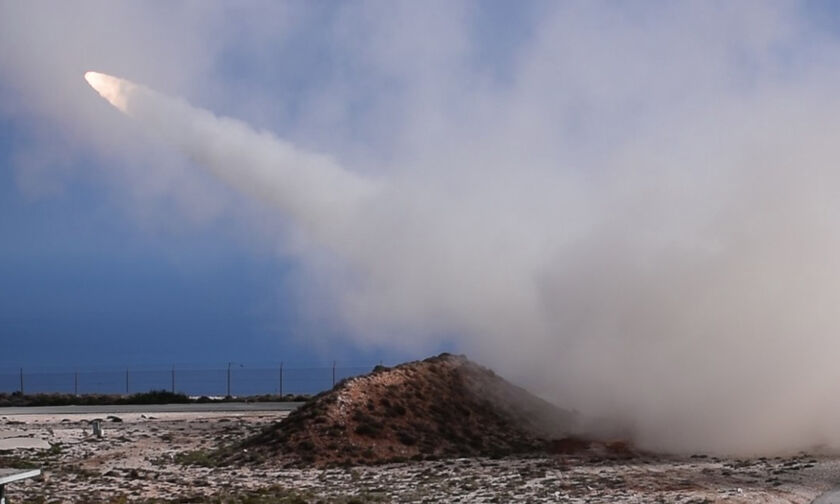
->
83, 71, 379, 241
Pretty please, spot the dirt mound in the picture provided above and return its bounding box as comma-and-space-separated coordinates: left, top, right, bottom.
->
234, 353, 579, 467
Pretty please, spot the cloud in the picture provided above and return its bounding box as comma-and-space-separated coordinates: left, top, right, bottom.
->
7, 1, 840, 454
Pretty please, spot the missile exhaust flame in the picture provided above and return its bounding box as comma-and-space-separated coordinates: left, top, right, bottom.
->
84, 71, 132, 113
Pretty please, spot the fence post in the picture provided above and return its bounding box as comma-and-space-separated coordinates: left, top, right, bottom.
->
171, 365, 175, 394
279, 361, 283, 397
332, 361, 336, 387
19, 368, 23, 395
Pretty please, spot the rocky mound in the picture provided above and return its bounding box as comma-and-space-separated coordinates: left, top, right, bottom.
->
234, 353, 579, 467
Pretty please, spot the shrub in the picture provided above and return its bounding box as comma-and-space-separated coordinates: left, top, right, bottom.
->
396, 431, 417, 446
118, 390, 190, 405
354, 424, 381, 437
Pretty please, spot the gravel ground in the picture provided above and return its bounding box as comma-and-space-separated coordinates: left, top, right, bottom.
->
1, 410, 838, 503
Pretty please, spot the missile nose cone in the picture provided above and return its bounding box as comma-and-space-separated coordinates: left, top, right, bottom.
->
84, 71, 131, 113
84, 71, 109, 92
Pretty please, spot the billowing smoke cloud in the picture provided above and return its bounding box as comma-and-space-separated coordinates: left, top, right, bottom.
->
13, 1, 840, 455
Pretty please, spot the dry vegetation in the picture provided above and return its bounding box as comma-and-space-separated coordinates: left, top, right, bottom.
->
233, 353, 579, 467
0, 391, 309, 408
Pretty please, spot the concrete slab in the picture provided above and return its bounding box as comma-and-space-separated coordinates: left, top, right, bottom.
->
0, 437, 50, 450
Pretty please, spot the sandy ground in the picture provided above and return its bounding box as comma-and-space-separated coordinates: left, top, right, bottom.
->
1, 410, 839, 503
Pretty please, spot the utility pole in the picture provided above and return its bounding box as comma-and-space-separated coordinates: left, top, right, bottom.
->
171, 365, 175, 394
74, 371, 78, 395
279, 361, 283, 397
19, 368, 23, 395
125, 368, 129, 395
227, 362, 231, 397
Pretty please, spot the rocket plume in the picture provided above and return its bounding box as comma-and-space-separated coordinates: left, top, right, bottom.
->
84, 71, 379, 244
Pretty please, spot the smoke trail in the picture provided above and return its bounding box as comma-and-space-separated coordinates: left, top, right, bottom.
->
86, 54, 840, 455
85, 71, 380, 246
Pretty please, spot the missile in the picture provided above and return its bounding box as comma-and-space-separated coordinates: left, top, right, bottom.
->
84, 71, 134, 114
83, 71, 379, 242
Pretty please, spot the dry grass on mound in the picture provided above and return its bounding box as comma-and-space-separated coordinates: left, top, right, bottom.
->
231, 353, 585, 467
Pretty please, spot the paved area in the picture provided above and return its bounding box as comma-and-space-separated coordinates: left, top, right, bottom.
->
0, 402, 302, 415
0, 437, 50, 450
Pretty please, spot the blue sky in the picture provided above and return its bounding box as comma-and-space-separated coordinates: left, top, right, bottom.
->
0, 1, 493, 369
0, 109, 300, 368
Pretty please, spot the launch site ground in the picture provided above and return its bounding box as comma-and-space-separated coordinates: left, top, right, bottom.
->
1, 406, 839, 503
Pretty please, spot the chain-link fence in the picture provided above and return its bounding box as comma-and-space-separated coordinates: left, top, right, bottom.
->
0, 363, 379, 397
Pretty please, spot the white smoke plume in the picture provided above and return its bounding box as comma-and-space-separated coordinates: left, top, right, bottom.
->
86, 59, 840, 455
12, 1, 840, 455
